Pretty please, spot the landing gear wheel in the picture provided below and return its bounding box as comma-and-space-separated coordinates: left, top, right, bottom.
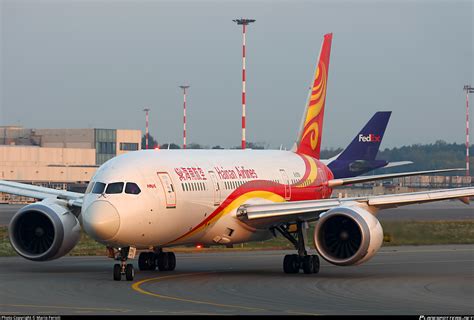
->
125, 264, 134, 281
283, 255, 292, 273
157, 252, 169, 271
302, 255, 314, 274
283, 254, 299, 274
138, 252, 147, 271
276, 222, 322, 275
139, 252, 156, 270
166, 252, 176, 271
113, 264, 121, 281
156, 252, 176, 271
147, 252, 157, 270
312, 255, 320, 274
290, 254, 300, 273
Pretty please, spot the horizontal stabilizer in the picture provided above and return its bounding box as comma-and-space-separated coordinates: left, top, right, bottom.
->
383, 161, 414, 168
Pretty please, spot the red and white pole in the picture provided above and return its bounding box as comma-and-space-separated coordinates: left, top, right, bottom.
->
143, 108, 150, 150
179, 85, 190, 149
466, 90, 470, 176
241, 24, 247, 150
234, 18, 255, 149
183, 87, 187, 149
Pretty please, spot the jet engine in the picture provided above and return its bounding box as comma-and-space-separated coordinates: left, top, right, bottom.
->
313, 205, 383, 266
8, 200, 81, 261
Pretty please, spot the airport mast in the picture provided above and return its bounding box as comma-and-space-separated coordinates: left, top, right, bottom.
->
143, 108, 150, 149
233, 18, 255, 149
179, 85, 190, 149
464, 85, 473, 176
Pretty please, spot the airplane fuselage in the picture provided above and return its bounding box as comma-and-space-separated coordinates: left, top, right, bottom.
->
81, 149, 334, 249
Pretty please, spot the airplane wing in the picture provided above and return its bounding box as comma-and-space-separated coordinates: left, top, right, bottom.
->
0, 180, 84, 207
236, 187, 474, 228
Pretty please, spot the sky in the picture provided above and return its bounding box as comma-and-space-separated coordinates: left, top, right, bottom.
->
0, 0, 472, 149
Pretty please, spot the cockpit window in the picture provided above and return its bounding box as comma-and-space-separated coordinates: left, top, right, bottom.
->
106, 182, 124, 194
125, 182, 141, 195
92, 182, 106, 194
85, 182, 95, 194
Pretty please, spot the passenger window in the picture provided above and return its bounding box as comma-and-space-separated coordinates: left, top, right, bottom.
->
92, 182, 106, 194
85, 182, 95, 194
106, 182, 124, 194
125, 182, 141, 195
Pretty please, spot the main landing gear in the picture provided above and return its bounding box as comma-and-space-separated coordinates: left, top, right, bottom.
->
274, 222, 320, 274
111, 247, 135, 281
138, 249, 176, 272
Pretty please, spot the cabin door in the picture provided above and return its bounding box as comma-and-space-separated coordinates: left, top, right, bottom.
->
157, 172, 176, 208
208, 171, 221, 206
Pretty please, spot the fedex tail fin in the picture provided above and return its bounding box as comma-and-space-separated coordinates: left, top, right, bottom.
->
295, 33, 333, 159
326, 111, 413, 178
337, 111, 391, 161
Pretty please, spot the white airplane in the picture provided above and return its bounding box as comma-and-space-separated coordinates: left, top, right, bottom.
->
1, 33, 472, 281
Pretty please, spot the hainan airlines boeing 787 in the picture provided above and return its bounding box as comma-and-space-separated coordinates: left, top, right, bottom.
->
1, 33, 472, 281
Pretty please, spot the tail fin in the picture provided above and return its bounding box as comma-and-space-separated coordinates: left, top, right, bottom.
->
295, 33, 333, 159
337, 111, 391, 161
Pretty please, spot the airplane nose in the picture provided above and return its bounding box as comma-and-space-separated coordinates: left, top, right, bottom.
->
82, 201, 120, 241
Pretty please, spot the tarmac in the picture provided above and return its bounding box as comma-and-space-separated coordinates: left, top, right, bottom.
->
0, 245, 473, 315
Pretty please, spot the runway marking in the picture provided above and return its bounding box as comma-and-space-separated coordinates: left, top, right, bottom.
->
0, 303, 131, 313
364, 259, 474, 267
378, 248, 474, 254
131, 272, 265, 312
285, 310, 321, 315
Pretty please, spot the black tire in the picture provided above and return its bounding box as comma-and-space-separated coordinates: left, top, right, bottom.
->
138, 252, 148, 271
283, 255, 293, 273
302, 255, 314, 274
166, 252, 176, 271
113, 264, 121, 281
283, 254, 299, 274
125, 264, 134, 281
148, 252, 157, 270
290, 254, 300, 273
157, 252, 169, 271
312, 255, 320, 274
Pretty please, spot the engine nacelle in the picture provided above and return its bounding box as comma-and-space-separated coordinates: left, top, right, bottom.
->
313, 205, 383, 266
8, 199, 81, 261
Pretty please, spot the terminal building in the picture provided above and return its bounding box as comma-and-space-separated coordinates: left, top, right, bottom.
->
1, 126, 142, 202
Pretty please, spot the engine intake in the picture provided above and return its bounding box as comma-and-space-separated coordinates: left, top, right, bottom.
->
9, 200, 81, 261
314, 205, 383, 266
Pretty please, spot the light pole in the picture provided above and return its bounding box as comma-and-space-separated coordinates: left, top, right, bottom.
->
179, 85, 190, 149
143, 108, 150, 149
463, 85, 473, 176
233, 18, 255, 149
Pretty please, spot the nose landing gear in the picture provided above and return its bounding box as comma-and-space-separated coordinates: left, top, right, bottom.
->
110, 247, 135, 281
275, 222, 320, 274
